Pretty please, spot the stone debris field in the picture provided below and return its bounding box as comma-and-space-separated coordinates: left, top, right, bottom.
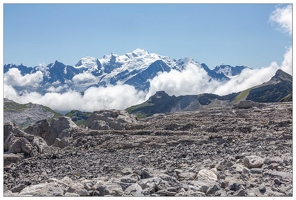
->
3, 102, 293, 197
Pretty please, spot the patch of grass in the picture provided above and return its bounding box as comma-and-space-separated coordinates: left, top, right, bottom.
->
233, 88, 251, 103
65, 110, 92, 125
126, 102, 154, 114
74, 120, 87, 127
43, 106, 62, 119
279, 93, 292, 102
4, 102, 28, 112
135, 113, 147, 119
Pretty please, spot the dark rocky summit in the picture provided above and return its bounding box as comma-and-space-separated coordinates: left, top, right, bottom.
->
3, 102, 292, 196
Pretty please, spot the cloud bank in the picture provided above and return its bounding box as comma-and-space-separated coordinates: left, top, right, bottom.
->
72, 72, 97, 83
4, 83, 146, 112
4, 68, 43, 87
146, 63, 218, 98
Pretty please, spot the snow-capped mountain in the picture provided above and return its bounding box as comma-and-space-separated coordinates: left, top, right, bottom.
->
213, 64, 250, 77
4, 48, 249, 94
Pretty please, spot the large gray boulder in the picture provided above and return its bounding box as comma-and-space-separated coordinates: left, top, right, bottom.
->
24, 119, 51, 145
50, 116, 77, 138
85, 110, 137, 130
24, 116, 77, 146
4, 122, 47, 158
3, 153, 24, 167
233, 100, 262, 109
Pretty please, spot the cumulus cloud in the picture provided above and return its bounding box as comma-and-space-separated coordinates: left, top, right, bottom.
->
4, 84, 146, 112
269, 4, 292, 36
147, 63, 217, 99
279, 46, 292, 75
213, 63, 279, 95
47, 85, 66, 92
4, 68, 43, 87
4, 84, 19, 100
72, 71, 97, 83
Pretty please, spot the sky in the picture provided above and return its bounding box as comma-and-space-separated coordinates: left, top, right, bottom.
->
3, 3, 292, 69
1, 2, 293, 113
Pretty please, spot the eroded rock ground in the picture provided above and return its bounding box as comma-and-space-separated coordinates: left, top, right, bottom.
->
4, 102, 292, 196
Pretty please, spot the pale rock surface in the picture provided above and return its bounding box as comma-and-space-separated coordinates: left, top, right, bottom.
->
85, 109, 137, 130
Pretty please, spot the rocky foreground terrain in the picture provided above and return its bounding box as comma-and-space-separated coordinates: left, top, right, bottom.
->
3, 101, 293, 197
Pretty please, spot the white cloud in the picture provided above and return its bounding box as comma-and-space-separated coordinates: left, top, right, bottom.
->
4, 84, 19, 100
269, 4, 292, 36
213, 45, 292, 95
147, 63, 217, 99
4, 68, 43, 87
81, 85, 146, 111
213, 63, 279, 95
280, 46, 292, 75
72, 71, 97, 83
4, 84, 146, 112
47, 85, 65, 92
52, 80, 61, 85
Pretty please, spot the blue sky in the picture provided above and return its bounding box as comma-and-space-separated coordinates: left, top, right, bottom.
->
3, 3, 292, 69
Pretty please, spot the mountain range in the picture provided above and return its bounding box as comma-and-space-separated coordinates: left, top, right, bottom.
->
126, 69, 292, 117
4, 48, 249, 94
4, 69, 292, 128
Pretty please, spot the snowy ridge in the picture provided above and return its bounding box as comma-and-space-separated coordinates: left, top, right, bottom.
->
3, 48, 249, 95
99, 48, 177, 72
75, 56, 102, 72
213, 64, 250, 77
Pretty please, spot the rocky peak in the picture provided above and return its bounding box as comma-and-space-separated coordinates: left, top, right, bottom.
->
270, 69, 292, 83
75, 56, 101, 70
148, 91, 170, 102
131, 48, 148, 57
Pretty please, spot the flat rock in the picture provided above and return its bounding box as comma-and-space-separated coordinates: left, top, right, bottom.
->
197, 169, 217, 181
244, 155, 264, 169
3, 153, 24, 166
